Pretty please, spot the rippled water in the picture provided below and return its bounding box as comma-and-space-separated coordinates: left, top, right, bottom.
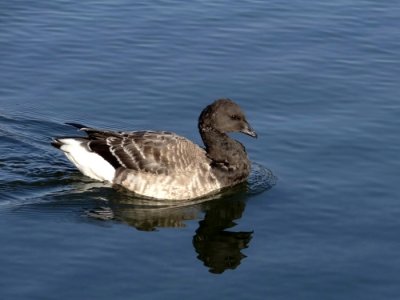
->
1, 1, 400, 299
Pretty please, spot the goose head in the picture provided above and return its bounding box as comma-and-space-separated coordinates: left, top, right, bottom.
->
199, 99, 257, 138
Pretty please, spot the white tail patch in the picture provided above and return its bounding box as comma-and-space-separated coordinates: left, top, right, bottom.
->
57, 138, 116, 182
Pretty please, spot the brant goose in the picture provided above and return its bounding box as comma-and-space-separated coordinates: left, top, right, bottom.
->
51, 99, 257, 200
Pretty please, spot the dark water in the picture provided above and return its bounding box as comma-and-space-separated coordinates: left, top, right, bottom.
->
1, 1, 400, 299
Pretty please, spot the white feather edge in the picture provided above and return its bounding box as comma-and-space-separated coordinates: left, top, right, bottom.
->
57, 138, 116, 182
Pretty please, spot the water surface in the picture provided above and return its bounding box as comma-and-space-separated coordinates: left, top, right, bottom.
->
1, 1, 399, 299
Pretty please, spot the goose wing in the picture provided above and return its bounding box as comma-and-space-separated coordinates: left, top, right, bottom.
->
75, 126, 208, 175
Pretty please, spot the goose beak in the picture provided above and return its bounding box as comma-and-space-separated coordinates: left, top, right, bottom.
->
241, 122, 257, 138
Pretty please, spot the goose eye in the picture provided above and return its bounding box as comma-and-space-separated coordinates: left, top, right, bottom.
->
230, 115, 241, 121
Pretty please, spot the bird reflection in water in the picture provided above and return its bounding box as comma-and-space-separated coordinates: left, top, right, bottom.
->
87, 186, 253, 274
193, 198, 252, 274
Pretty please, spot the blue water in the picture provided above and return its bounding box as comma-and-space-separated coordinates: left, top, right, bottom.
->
1, 1, 400, 299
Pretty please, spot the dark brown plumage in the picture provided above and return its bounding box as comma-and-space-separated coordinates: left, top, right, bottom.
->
52, 99, 257, 200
